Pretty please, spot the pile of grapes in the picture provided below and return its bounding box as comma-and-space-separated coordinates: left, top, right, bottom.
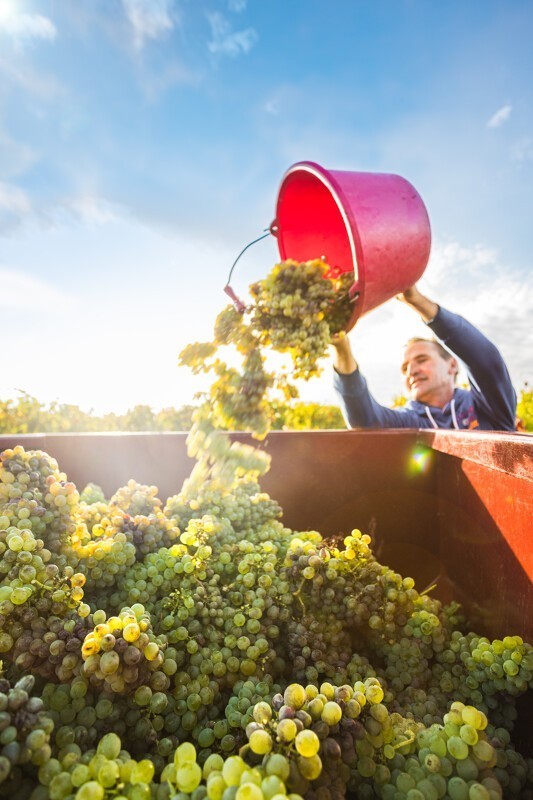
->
179, 259, 354, 443
0, 259, 532, 800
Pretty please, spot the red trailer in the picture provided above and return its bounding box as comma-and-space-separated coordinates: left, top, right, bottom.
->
1, 428, 532, 755
1, 429, 531, 641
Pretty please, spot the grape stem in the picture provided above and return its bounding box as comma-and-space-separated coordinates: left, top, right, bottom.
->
292, 578, 307, 610
393, 735, 416, 751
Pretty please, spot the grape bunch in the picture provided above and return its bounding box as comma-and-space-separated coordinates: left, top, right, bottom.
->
80, 605, 172, 696
178, 259, 355, 485
165, 478, 281, 535
11, 612, 90, 683
0, 445, 81, 557
34, 731, 156, 800
117, 511, 181, 559
249, 259, 354, 380
69, 520, 137, 602
0, 550, 89, 664
0, 674, 54, 788
109, 480, 162, 518
79, 484, 107, 506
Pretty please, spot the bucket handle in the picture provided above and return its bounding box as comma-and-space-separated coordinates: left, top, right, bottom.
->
224, 221, 361, 317
224, 228, 272, 313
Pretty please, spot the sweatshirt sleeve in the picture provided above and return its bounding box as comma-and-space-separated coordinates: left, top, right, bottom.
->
333, 368, 426, 429
428, 306, 517, 431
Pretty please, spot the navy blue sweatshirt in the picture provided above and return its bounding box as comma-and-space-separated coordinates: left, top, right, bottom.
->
334, 307, 517, 431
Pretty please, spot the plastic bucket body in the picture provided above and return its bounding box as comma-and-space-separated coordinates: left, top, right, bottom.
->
272, 161, 432, 329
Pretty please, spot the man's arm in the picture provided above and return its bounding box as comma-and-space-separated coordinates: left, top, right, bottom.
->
396, 286, 439, 322
331, 334, 427, 429
332, 332, 358, 375
398, 286, 517, 431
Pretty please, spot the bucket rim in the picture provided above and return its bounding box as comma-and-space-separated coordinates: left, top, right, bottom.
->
277, 160, 365, 330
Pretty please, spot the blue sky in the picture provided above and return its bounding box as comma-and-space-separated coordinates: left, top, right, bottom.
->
0, 0, 531, 414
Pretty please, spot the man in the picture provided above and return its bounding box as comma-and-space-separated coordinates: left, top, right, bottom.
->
331, 285, 517, 431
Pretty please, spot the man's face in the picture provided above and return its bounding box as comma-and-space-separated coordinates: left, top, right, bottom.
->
401, 341, 457, 406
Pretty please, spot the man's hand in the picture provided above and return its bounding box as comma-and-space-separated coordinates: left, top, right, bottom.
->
396, 284, 439, 323
331, 331, 358, 375
397, 285, 423, 305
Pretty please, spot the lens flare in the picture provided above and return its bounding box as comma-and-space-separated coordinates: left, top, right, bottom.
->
409, 445, 432, 474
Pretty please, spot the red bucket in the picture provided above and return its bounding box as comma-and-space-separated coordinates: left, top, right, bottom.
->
271, 161, 432, 330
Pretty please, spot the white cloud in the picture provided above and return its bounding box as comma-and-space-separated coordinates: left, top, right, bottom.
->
0, 182, 31, 230
265, 100, 280, 116
0, 129, 39, 181
422, 240, 499, 286
0, 56, 65, 99
511, 137, 533, 162
121, 0, 176, 49
207, 12, 257, 57
136, 59, 201, 100
414, 239, 532, 386
487, 104, 512, 128
0, 7, 57, 45
228, 0, 247, 11
0, 187, 123, 232
60, 197, 120, 227
0, 267, 73, 311
261, 85, 299, 119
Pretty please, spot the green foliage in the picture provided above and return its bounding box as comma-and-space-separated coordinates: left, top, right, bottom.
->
517, 384, 533, 431
391, 394, 408, 408
0, 393, 345, 433
270, 401, 345, 430
0, 392, 196, 434
2, 387, 528, 433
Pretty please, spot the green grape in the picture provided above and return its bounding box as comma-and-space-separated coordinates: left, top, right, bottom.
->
461, 707, 482, 729
456, 756, 478, 782
235, 784, 263, 800
96, 732, 121, 759
468, 785, 490, 800
276, 718, 297, 742
98, 760, 120, 787
253, 702, 272, 724
264, 754, 290, 782
71, 764, 91, 787
459, 724, 478, 745
296, 754, 322, 780
294, 730, 319, 757
320, 701, 342, 725
75, 782, 105, 800
175, 742, 197, 765
260, 776, 285, 799
207, 774, 226, 800
203, 754, 224, 778
472, 739, 494, 762
447, 777, 469, 800
249, 730, 272, 755
447, 736, 469, 760
128, 785, 151, 800
198, 728, 216, 748
177, 762, 203, 793
365, 684, 384, 704
131, 759, 155, 783
283, 685, 306, 710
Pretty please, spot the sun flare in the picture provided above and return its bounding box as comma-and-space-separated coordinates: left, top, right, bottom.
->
0, 0, 18, 24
